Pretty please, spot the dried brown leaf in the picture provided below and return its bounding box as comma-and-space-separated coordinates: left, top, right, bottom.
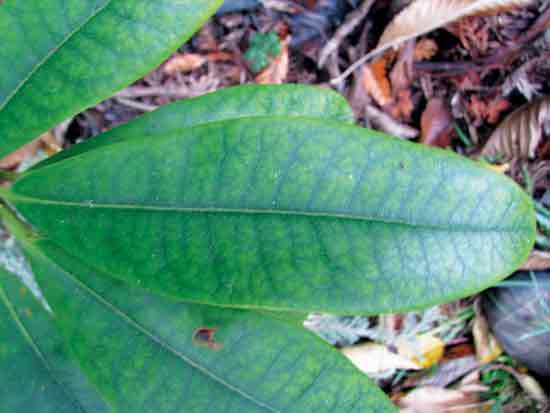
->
421, 98, 453, 147
361, 57, 393, 106
163, 53, 207, 75
519, 250, 550, 271
389, 89, 415, 121
482, 97, 550, 161
373, 0, 532, 59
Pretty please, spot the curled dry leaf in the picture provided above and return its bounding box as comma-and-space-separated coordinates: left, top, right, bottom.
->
482, 96, 550, 161
371, 0, 532, 60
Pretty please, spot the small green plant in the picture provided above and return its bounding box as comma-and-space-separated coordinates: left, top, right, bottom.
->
244, 31, 281, 72
0, 1, 536, 412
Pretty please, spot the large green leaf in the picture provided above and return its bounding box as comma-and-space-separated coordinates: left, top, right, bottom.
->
34, 84, 354, 169
4, 117, 535, 313
0, 0, 222, 158
23, 241, 395, 413
0, 266, 109, 412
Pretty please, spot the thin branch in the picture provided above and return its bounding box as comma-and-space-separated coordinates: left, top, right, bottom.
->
318, 0, 375, 68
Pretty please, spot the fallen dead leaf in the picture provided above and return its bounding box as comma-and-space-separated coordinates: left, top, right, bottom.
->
372, 0, 532, 60
331, 0, 532, 84
397, 385, 491, 413
421, 98, 454, 147
342, 343, 421, 375
407, 356, 479, 388
255, 35, 290, 84
390, 89, 415, 121
482, 96, 550, 161
519, 250, 550, 271
469, 95, 510, 127
163, 53, 207, 75
361, 57, 393, 107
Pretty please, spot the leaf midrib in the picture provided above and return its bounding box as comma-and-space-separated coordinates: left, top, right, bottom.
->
0, 1, 112, 111
0, 280, 86, 412
7, 192, 527, 233
34, 246, 281, 413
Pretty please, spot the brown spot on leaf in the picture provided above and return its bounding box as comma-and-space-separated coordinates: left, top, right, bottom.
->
193, 327, 223, 350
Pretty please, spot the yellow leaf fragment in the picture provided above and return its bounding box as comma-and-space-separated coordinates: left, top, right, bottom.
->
485, 163, 510, 174
397, 334, 445, 369
473, 314, 502, 364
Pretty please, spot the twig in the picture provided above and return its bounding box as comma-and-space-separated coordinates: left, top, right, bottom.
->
116, 86, 189, 99
115, 97, 157, 112
318, 0, 375, 68
365, 104, 418, 139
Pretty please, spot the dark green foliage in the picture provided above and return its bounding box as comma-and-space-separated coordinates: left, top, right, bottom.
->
0, 1, 537, 411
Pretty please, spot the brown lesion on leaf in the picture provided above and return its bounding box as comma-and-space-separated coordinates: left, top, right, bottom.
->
193, 327, 223, 350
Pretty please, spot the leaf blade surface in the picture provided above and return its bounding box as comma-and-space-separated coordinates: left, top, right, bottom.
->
0, 266, 109, 413
8, 117, 536, 313
0, 0, 222, 158
24, 241, 395, 413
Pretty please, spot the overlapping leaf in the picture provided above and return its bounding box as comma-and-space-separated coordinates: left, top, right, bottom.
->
0, 266, 109, 413
35, 84, 354, 169
3, 116, 535, 314
0, 0, 223, 158
22, 241, 395, 413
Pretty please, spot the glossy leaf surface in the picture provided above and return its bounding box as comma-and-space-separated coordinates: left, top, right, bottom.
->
0, 0, 222, 158
0, 266, 109, 413
35, 84, 354, 169
6, 117, 535, 313
24, 241, 395, 413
